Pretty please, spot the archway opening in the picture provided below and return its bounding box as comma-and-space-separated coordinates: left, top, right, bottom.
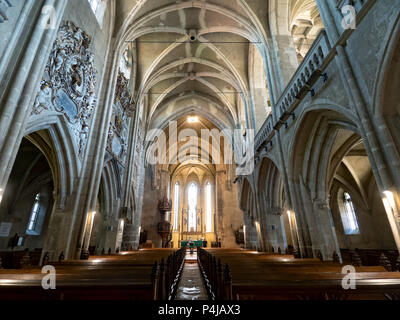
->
0, 136, 55, 267
258, 157, 295, 253
291, 110, 397, 259
329, 130, 396, 252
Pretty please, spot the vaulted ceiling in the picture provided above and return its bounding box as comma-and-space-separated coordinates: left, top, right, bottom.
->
114, 0, 270, 134
111, 0, 274, 174
111, 0, 322, 173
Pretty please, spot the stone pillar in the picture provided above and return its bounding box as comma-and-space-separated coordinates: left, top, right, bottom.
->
295, 178, 321, 258
0, 0, 67, 188
215, 170, 225, 245
159, 170, 171, 220
312, 199, 341, 260
256, 200, 268, 252
81, 211, 96, 258
41, 192, 69, 262
287, 210, 300, 252
67, 29, 119, 259
315, 0, 340, 46
120, 207, 133, 250
130, 206, 143, 250
122, 220, 136, 251
119, 104, 138, 250
263, 208, 288, 253
272, 35, 299, 88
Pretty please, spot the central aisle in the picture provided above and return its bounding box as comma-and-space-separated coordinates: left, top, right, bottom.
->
175, 250, 209, 300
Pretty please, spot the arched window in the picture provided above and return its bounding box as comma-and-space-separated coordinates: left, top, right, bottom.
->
188, 183, 197, 232
173, 182, 180, 231
27, 193, 41, 232
340, 192, 360, 235
206, 182, 212, 232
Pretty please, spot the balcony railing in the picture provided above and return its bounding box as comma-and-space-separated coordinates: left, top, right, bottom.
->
255, 31, 331, 151
275, 31, 331, 122
254, 114, 274, 153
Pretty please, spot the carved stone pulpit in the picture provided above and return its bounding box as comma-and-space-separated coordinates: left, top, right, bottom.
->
158, 196, 172, 248
158, 220, 172, 248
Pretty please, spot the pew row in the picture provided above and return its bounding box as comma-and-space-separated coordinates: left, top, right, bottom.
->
0, 248, 185, 300
197, 248, 400, 300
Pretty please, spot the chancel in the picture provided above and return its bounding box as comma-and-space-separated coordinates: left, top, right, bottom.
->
0, 0, 400, 302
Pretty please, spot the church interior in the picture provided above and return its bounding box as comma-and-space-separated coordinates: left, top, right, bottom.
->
0, 0, 400, 303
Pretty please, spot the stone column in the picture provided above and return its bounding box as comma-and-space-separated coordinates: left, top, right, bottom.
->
312, 199, 341, 260
130, 204, 143, 250
215, 170, 226, 246
255, 192, 268, 251
81, 211, 96, 258
40, 190, 68, 263
287, 209, 300, 252
122, 218, 136, 251
294, 178, 321, 258
267, 208, 288, 253
67, 16, 119, 259
315, 0, 340, 46
120, 101, 139, 250
160, 169, 171, 219
0, 0, 67, 188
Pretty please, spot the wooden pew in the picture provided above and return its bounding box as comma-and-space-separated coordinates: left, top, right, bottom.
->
341, 248, 399, 271
197, 248, 400, 300
0, 248, 186, 300
0, 249, 43, 269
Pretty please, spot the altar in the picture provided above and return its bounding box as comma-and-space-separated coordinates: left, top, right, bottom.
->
180, 240, 205, 248
169, 180, 217, 248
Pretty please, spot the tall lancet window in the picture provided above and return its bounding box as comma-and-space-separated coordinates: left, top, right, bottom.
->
27, 193, 41, 232
341, 192, 360, 235
173, 182, 180, 231
206, 182, 212, 232
188, 183, 197, 232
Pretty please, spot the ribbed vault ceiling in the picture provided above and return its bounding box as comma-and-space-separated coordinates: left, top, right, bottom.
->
115, 0, 270, 135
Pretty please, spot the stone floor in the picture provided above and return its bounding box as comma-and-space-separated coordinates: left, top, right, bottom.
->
175, 250, 209, 300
